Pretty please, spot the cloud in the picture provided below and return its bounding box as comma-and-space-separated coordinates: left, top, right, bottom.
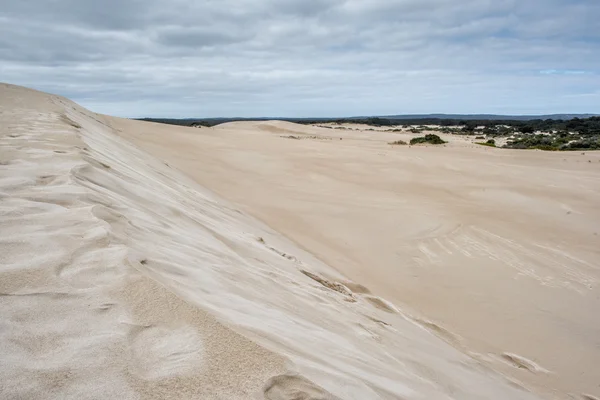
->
540, 69, 588, 75
0, 0, 598, 117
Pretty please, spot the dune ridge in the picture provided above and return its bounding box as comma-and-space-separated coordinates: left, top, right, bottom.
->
0, 84, 291, 399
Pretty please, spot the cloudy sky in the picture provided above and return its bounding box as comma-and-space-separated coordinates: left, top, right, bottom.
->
1, 0, 598, 117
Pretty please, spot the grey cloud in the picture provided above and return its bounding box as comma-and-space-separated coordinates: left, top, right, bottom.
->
1, 0, 151, 30
156, 27, 248, 48
0, 0, 598, 117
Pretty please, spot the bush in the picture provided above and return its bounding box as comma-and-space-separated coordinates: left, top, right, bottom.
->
502, 133, 600, 151
476, 139, 496, 147
410, 134, 446, 145
388, 140, 407, 145
519, 125, 535, 134
483, 125, 498, 135
564, 137, 600, 150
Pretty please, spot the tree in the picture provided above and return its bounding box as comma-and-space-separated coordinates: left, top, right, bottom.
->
519, 125, 534, 134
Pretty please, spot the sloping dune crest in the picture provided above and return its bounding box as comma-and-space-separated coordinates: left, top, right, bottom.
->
0, 83, 558, 399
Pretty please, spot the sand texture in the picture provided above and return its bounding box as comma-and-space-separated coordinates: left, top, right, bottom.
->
1, 83, 599, 399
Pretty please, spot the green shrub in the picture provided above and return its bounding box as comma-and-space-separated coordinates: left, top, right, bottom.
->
388, 140, 407, 145
410, 134, 446, 145
476, 139, 496, 147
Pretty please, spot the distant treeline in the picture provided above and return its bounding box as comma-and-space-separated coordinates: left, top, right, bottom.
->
310, 117, 600, 136
138, 116, 600, 136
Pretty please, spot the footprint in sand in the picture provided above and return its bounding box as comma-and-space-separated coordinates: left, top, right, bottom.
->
340, 281, 372, 295
264, 374, 340, 400
412, 317, 463, 348
362, 295, 399, 313
581, 394, 600, 400
36, 175, 58, 186
128, 325, 204, 380
269, 246, 299, 262
300, 270, 355, 301
500, 353, 550, 373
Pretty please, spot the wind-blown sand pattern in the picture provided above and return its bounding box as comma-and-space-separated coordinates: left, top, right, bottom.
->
1, 83, 599, 399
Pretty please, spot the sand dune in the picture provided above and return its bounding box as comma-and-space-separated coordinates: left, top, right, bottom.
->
110, 107, 600, 399
1, 83, 598, 399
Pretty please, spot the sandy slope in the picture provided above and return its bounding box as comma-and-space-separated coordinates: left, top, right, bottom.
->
0, 84, 597, 400
110, 118, 600, 399
0, 84, 290, 399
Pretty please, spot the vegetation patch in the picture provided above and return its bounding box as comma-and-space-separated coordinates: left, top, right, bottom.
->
503, 133, 600, 151
476, 139, 496, 147
410, 134, 446, 145
388, 140, 407, 145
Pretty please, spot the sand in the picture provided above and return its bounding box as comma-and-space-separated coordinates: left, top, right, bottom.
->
1, 83, 599, 400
